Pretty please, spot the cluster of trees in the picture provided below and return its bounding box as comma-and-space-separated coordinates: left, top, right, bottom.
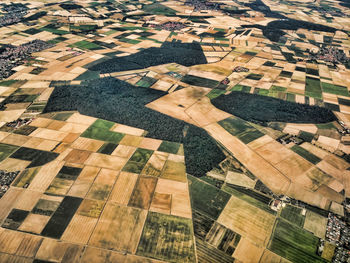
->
211, 91, 336, 124
44, 77, 225, 177
89, 41, 207, 73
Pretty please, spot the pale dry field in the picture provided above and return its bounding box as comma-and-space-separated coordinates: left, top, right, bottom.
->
218, 195, 276, 247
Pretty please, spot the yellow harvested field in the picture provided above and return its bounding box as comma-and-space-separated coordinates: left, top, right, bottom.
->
185, 97, 231, 127
226, 171, 256, 188
59, 122, 90, 134
64, 149, 91, 164
248, 135, 274, 150
28, 161, 65, 192
71, 137, 105, 152
15, 232, 43, 258
61, 215, 98, 244
85, 153, 127, 170
1, 133, 29, 146
153, 178, 191, 218
218, 195, 276, 246
233, 237, 264, 263
67, 113, 96, 125
78, 166, 101, 181
30, 117, 53, 128
317, 160, 343, 182
255, 140, 293, 165
111, 124, 144, 136
259, 249, 283, 263
31, 128, 68, 141
284, 123, 317, 134
13, 189, 41, 211
112, 145, 136, 159
0, 158, 30, 172
138, 137, 162, 151
35, 238, 69, 262
303, 211, 327, 239
109, 172, 138, 205
89, 203, 147, 253
205, 123, 290, 194
18, 214, 50, 234
330, 201, 344, 216
287, 183, 329, 209
0, 229, 26, 254
317, 135, 340, 150
0, 188, 23, 222
68, 179, 93, 198
146, 87, 210, 125
0, 109, 26, 122
275, 153, 313, 182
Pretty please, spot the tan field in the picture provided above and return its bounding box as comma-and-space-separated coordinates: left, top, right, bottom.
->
71, 137, 105, 152
205, 123, 290, 194
275, 153, 313, 182
233, 237, 265, 263
303, 211, 328, 239
109, 172, 139, 205
61, 215, 98, 244
153, 178, 192, 218
255, 140, 294, 165
84, 153, 127, 170
218, 195, 276, 247
18, 214, 50, 234
89, 203, 147, 253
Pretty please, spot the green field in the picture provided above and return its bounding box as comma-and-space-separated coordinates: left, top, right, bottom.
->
81, 119, 125, 143
270, 219, 326, 263
0, 143, 20, 162
280, 205, 305, 227
218, 117, 264, 144
137, 212, 195, 263
123, 148, 153, 173
305, 77, 322, 99
291, 145, 321, 164
158, 141, 181, 154
189, 176, 230, 220
136, 76, 157, 88
206, 89, 226, 99
69, 40, 102, 50
321, 82, 349, 97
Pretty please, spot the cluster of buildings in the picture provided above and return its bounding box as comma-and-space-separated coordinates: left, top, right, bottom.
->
0, 40, 53, 80
185, 0, 220, 12
309, 46, 349, 66
0, 170, 19, 198
326, 213, 350, 262
150, 22, 186, 31
233, 66, 249, 72
0, 11, 27, 27
6, 118, 33, 129
277, 134, 304, 145
0, 3, 28, 27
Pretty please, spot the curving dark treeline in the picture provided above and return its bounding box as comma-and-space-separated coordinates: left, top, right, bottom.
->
243, 0, 339, 42
211, 91, 337, 124
89, 41, 207, 73
44, 77, 225, 177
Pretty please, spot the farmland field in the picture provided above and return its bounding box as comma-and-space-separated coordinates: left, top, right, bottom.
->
269, 219, 326, 263
280, 204, 305, 227
136, 212, 195, 263
189, 176, 230, 220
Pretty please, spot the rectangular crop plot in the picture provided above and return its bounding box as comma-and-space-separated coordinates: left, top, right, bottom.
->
89, 203, 147, 253
269, 219, 326, 263
41, 196, 82, 239
218, 117, 264, 144
81, 125, 124, 144
137, 212, 195, 263
9, 147, 58, 168
305, 77, 322, 99
291, 145, 321, 165
128, 176, 157, 209
0, 143, 19, 162
280, 205, 305, 227
322, 82, 349, 97
189, 176, 230, 220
